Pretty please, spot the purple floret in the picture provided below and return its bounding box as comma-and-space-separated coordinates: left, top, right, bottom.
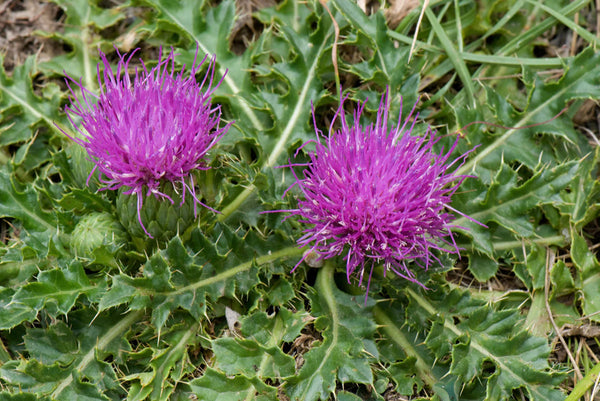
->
284, 90, 476, 291
59, 47, 231, 237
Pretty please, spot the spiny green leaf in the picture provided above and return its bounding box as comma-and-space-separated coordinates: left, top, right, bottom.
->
213, 337, 295, 378
241, 307, 309, 345
336, 391, 365, 401
571, 230, 600, 323
251, 1, 334, 165
23, 321, 79, 366
458, 47, 598, 177
410, 285, 566, 400
0, 393, 50, 401
333, 0, 413, 87
550, 260, 576, 298
98, 229, 301, 331
387, 357, 423, 396
0, 56, 63, 145
0, 246, 42, 287
121, 320, 199, 401
284, 262, 376, 401
0, 262, 106, 329
136, 0, 269, 137
454, 160, 577, 256
40, 0, 126, 85
0, 170, 56, 234
189, 368, 277, 401
556, 148, 600, 229
218, 0, 336, 221
467, 251, 500, 282
0, 361, 110, 401
1, 309, 140, 399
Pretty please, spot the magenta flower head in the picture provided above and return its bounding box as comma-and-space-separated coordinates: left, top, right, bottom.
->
59, 47, 231, 237
284, 89, 477, 292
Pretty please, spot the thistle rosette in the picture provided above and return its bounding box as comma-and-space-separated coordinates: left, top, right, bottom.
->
285, 90, 477, 291
59, 48, 231, 238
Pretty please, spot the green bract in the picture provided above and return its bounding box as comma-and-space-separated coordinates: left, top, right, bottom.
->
116, 183, 196, 249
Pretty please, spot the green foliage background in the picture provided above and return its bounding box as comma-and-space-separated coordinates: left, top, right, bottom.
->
1, 0, 600, 400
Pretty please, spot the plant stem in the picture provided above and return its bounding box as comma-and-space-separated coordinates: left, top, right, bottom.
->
565, 361, 600, 401
373, 305, 437, 387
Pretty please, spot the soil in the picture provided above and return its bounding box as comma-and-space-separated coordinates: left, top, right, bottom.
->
0, 0, 64, 72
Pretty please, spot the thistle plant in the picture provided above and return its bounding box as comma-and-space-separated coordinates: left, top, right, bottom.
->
1, 1, 592, 400
284, 90, 476, 291
59, 48, 231, 237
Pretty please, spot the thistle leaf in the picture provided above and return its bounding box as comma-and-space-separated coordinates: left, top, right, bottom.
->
571, 230, 600, 323
414, 285, 565, 400
0, 170, 56, 235
0, 262, 106, 329
284, 263, 376, 401
0, 309, 141, 400
213, 337, 295, 379
98, 228, 301, 331
454, 160, 577, 256
189, 368, 277, 401
40, 0, 126, 83
458, 47, 599, 177
121, 320, 199, 401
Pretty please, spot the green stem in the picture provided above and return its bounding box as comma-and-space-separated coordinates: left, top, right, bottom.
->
448, 282, 527, 302
317, 261, 337, 316
82, 8, 95, 91
455, 234, 568, 252
565, 361, 600, 401
373, 305, 436, 387
217, 185, 254, 222
296, 260, 339, 398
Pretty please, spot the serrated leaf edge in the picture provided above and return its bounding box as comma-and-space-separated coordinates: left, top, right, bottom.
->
50, 310, 143, 399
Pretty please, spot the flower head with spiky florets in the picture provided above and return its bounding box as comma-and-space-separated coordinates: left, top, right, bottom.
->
283, 89, 478, 292
59, 47, 231, 237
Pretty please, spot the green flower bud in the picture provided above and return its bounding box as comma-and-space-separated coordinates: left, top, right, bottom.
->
71, 212, 127, 266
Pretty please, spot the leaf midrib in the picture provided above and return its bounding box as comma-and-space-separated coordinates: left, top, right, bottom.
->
298, 261, 339, 400
2, 177, 55, 232
0, 81, 58, 133
167, 245, 303, 296
407, 287, 552, 399
15, 285, 95, 303
453, 163, 573, 227
456, 77, 575, 175
51, 310, 144, 398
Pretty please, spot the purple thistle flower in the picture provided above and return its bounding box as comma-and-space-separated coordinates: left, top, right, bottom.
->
59, 47, 231, 237
283, 90, 478, 292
